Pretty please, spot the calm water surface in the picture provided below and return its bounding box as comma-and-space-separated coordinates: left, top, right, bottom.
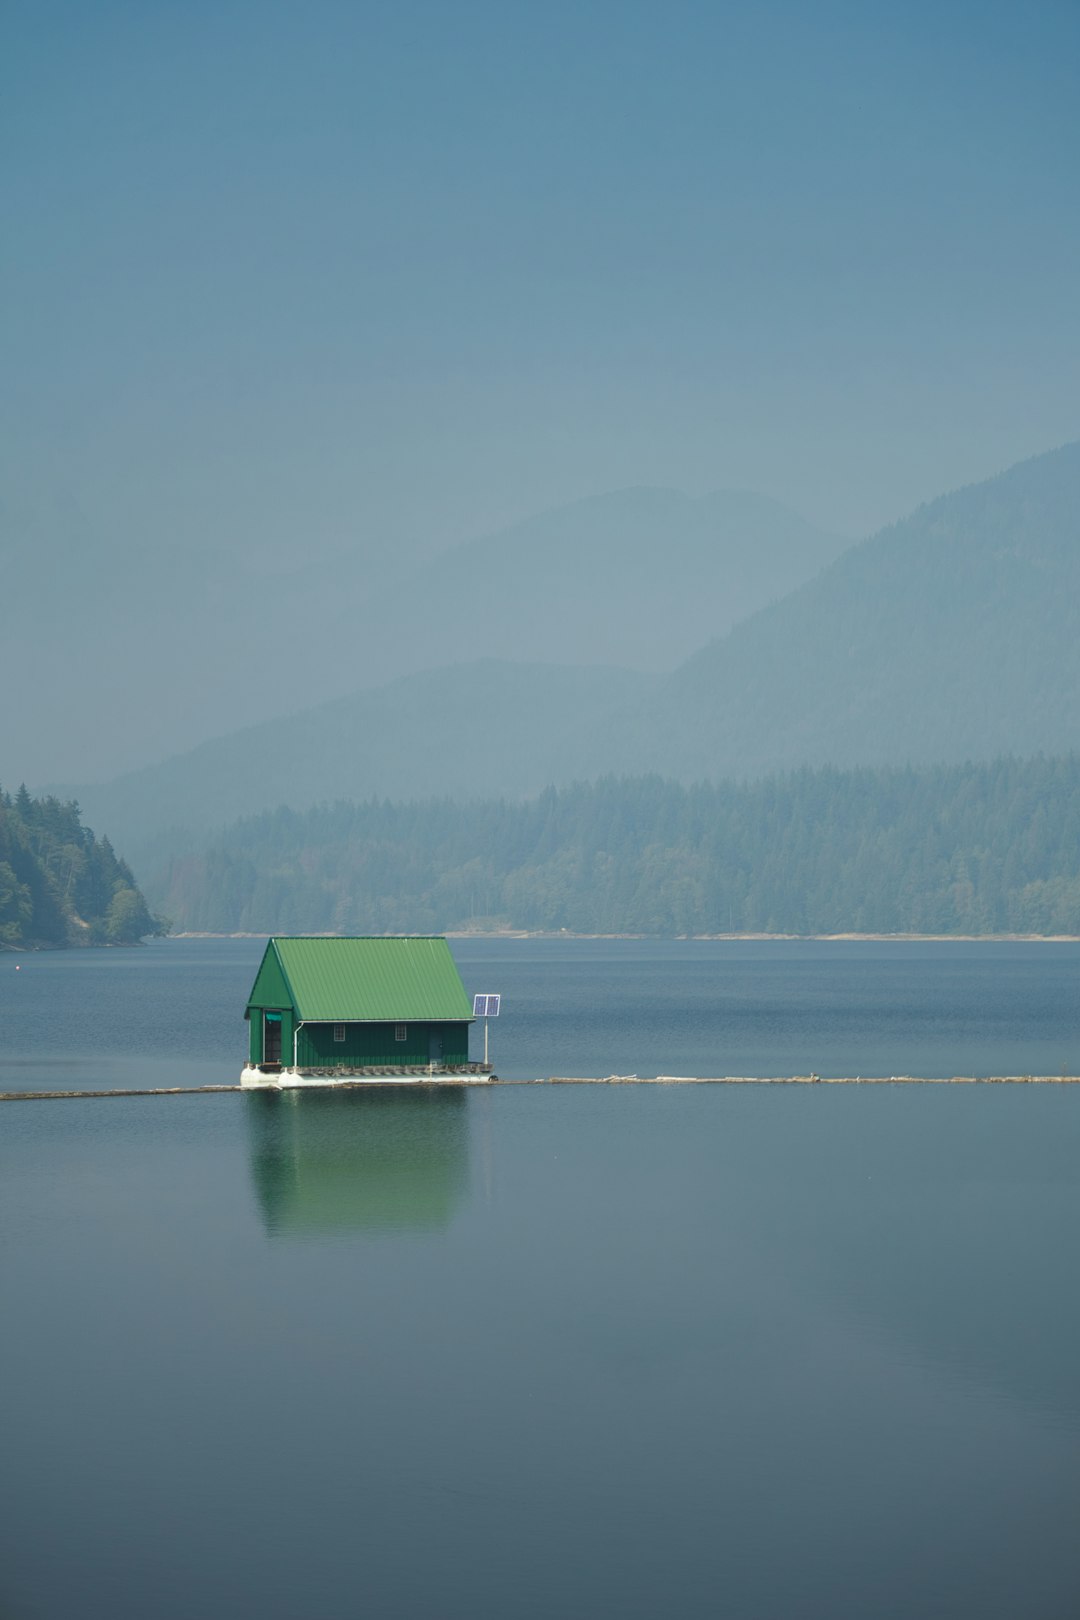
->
2, 940, 1079, 1618
3, 935, 1080, 1087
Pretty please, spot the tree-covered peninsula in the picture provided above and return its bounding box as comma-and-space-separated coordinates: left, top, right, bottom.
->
0, 784, 164, 948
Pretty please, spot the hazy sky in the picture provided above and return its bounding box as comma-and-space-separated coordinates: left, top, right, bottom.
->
3, 0, 1079, 572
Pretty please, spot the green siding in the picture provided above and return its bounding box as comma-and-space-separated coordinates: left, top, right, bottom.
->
271, 937, 473, 1023
295, 1021, 470, 1069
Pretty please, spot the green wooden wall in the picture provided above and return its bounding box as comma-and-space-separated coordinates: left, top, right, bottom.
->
249, 1008, 295, 1065
295, 1020, 470, 1068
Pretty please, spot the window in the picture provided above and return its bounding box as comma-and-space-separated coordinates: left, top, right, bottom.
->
333, 1024, 346, 1042
395, 1024, 407, 1042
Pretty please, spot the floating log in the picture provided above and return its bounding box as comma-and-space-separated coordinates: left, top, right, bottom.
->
3, 1072, 1079, 1100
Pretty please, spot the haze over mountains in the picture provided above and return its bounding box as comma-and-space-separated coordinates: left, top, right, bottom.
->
587, 440, 1080, 780
63, 662, 662, 857
8, 0, 1080, 943
12, 488, 845, 785
58, 442, 1080, 868
353, 487, 847, 675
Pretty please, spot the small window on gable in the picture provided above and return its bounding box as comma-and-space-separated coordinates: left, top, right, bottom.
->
395, 1024, 407, 1042
333, 1023, 346, 1042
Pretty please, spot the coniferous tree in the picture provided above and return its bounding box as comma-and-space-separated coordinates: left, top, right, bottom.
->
0, 783, 164, 947
146, 754, 1080, 939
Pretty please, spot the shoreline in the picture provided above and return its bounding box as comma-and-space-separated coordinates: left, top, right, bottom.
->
165, 930, 1080, 944
11, 931, 1079, 955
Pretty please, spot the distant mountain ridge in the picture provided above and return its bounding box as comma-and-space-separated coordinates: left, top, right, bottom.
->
10, 484, 847, 782
364, 485, 848, 675
61, 662, 660, 861
50, 442, 1080, 864
587, 440, 1080, 780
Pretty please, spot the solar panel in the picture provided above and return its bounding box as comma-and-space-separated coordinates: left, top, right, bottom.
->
472, 994, 501, 1017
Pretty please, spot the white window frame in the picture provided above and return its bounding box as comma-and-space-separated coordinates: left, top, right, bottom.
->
395, 1023, 407, 1042
333, 1023, 346, 1042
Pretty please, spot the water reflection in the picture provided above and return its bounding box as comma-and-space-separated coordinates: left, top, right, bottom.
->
246, 1087, 470, 1237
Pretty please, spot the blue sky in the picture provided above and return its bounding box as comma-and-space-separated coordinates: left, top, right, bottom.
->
3, 0, 1079, 566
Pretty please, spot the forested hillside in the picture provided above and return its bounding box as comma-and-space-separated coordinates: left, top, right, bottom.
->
0, 785, 164, 948
152, 755, 1080, 937
61, 442, 1080, 851
590, 441, 1080, 780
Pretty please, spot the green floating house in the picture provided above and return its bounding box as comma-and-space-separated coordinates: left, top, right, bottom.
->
242, 936, 488, 1088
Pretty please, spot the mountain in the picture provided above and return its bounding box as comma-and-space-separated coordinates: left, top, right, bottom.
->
577, 441, 1080, 780
64, 662, 660, 863
321, 486, 849, 676
48, 442, 1080, 857
6, 486, 846, 783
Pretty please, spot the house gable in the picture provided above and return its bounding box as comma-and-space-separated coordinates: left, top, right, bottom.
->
245, 939, 296, 1019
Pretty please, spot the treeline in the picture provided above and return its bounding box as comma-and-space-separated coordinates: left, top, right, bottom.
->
152, 755, 1080, 937
0, 784, 164, 947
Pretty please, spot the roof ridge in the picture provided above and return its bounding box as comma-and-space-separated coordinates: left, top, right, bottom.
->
270, 937, 300, 1014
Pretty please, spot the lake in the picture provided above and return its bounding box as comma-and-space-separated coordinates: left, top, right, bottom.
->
4, 935, 1080, 1088
2, 938, 1079, 1617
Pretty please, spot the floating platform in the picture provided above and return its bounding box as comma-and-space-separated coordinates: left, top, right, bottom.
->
239, 1062, 495, 1090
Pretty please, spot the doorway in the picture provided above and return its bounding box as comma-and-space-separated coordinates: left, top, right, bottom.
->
264, 1013, 283, 1064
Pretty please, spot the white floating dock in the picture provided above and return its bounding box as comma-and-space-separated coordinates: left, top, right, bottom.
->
240, 1065, 495, 1090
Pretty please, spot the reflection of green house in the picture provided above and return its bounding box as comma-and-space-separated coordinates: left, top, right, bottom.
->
242, 935, 484, 1086
247, 1088, 470, 1236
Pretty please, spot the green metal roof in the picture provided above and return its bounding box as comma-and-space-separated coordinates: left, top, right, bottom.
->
257, 936, 473, 1023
